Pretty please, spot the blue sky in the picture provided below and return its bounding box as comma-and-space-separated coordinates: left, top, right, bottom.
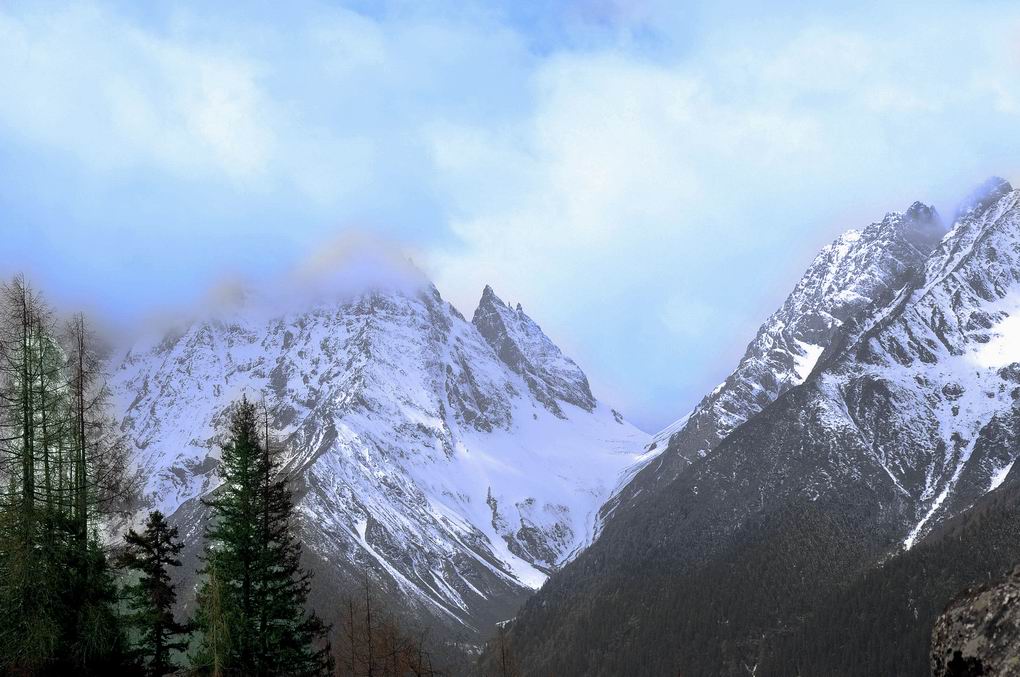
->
2, 1, 1020, 431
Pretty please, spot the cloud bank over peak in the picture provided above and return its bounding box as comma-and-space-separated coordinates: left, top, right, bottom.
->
1, 1, 1019, 430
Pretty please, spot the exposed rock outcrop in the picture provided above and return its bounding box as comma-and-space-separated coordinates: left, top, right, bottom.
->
932, 566, 1020, 677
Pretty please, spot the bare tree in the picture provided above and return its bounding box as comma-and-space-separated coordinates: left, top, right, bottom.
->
334, 576, 441, 677
62, 312, 130, 543
496, 624, 518, 677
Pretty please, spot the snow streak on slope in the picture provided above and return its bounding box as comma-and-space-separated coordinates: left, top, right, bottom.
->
112, 282, 647, 635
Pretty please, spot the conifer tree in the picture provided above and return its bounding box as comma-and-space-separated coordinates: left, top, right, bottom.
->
0, 276, 131, 674
193, 397, 331, 676
119, 510, 189, 676
62, 533, 131, 672
254, 402, 332, 676
0, 277, 67, 669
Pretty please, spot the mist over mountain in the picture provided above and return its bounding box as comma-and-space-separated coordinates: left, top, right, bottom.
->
3, 162, 1019, 674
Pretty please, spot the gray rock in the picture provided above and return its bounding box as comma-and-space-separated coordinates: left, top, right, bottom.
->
932, 566, 1020, 677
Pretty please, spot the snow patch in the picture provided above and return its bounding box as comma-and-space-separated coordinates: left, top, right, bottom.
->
793, 341, 825, 381
970, 292, 1020, 370
989, 460, 1015, 492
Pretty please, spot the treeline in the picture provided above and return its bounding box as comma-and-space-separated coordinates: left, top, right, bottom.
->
0, 276, 449, 676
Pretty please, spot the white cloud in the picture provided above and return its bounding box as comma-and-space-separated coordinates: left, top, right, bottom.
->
423, 9, 1020, 425
3, 1, 1020, 429
0, 6, 275, 181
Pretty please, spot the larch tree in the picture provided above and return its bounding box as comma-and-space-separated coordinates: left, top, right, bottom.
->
335, 577, 440, 677
0, 275, 131, 674
0, 275, 65, 669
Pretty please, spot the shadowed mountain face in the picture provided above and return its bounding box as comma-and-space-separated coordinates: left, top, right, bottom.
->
499, 179, 1020, 676
759, 450, 1020, 676
112, 282, 647, 644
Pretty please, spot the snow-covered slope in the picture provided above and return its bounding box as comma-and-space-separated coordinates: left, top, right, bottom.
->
609, 199, 945, 513
836, 178, 1020, 546
112, 281, 647, 638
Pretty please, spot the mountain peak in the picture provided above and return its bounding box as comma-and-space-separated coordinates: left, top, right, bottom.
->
112, 276, 647, 642
480, 283, 499, 302
904, 201, 936, 220
472, 286, 596, 416
954, 176, 1014, 221
621, 195, 951, 493
479, 283, 518, 312
894, 201, 944, 254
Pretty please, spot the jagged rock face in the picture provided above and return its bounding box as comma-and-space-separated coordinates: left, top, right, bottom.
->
656, 179, 1020, 557
836, 183, 1020, 545
622, 184, 1020, 544
112, 282, 647, 640
931, 567, 1020, 677
472, 286, 595, 417
503, 179, 1020, 675
611, 199, 945, 515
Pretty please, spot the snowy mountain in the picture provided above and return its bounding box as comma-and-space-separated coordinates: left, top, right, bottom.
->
665, 176, 1020, 551
608, 198, 945, 514
111, 279, 647, 640
501, 178, 1020, 675
842, 177, 1020, 546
